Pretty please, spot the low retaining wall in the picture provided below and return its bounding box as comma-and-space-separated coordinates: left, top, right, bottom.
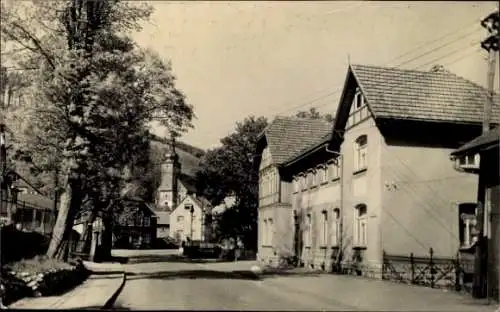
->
1, 262, 90, 306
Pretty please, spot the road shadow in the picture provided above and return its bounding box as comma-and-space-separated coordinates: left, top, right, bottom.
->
125, 254, 233, 265
68, 305, 131, 310
126, 269, 321, 281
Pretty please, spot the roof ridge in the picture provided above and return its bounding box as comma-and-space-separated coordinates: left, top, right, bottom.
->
351, 63, 438, 75
351, 63, 496, 95
274, 115, 331, 125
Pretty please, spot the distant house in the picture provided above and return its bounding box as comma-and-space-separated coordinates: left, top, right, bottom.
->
112, 197, 158, 249
169, 194, 212, 243
451, 127, 500, 302
0, 174, 56, 234
256, 64, 500, 278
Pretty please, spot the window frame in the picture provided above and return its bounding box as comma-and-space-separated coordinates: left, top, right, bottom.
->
262, 219, 268, 245
304, 213, 312, 247
354, 87, 364, 110
331, 208, 341, 247
354, 135, 368, 172
320, 210, 328, 247
268, 218, 274, 246
354, 204, 368, 247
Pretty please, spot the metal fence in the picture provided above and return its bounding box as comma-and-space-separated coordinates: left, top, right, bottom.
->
0, 196, 56, 235
382, 248, 475, 292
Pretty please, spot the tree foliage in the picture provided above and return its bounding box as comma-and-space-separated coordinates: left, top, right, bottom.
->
196, 116, 268, 250
1, 0, 193, 260
295, 107, 334, 122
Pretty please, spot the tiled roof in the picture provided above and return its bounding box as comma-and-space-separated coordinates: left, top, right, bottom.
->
260, 117, 332, 165
351, 64, 500, 125
452, 127, 500, 156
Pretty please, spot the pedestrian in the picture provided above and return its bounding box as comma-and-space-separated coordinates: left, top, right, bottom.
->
179, 240, 185, 256
234, 237, 243, 262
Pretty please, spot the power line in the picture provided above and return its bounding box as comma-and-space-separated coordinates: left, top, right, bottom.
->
274, 38, 482, 117
269, 21, 484, 117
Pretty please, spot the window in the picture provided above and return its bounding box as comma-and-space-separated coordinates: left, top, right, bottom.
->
143, 217, 150, 227
300, 175, 307, 191
354, 204, 368, 247
307, 172, 314, 188
354, 88, 364, 109
312, 170, 319, 187
177, 215, 184, 222
327, 161, 340, 180
185, 204, 194, 212
304, 213, 312, 247
354, 135, 368, 171
143, 233, 151, 244
268, 218, 274, 246
293, 177, 299, 193
262, 219, 268, 245
331, 208, 341, 247
460, 213, 477, 247
260, 147, 271, 169
319, 166, 327, 184
136, 211, 144, 226
320, 210, 328, 247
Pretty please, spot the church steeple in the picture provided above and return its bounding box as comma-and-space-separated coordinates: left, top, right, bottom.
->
157, 135, 181, 211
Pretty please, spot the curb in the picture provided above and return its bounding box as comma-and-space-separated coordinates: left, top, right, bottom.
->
102, 272, 126, 310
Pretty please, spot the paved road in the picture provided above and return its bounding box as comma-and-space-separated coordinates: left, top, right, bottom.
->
112, 249, 499, 311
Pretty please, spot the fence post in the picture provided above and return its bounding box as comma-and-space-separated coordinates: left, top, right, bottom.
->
429, 247, 435, 288
410, 252, 415, 284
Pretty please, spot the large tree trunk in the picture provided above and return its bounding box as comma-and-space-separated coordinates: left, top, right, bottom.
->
46, 174, 82, 261
75, 210, 96, 254
99, 215, 114, 261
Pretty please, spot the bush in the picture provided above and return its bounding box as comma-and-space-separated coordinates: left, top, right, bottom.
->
0, 225, 51, 264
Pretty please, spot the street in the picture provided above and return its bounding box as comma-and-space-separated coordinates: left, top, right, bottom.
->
112, 250, 498, 311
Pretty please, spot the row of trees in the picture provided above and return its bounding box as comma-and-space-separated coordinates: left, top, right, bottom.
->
196, 107, 333, 251
1, 0, 193, 260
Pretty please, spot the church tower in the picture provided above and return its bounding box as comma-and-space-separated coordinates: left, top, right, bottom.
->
157, 137, 181, 212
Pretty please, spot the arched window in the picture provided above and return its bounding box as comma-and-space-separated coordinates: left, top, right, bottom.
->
354, 204, 368, 247
354, 135, 368, 171
354, 87, 364, 109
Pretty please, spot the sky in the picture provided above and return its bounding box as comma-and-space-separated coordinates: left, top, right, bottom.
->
131, 1, 500, 150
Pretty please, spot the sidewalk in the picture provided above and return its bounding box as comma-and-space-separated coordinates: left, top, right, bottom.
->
8, 262, 125, 310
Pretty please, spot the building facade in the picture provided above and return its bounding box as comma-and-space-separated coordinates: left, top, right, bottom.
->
257, 64, 500, 277
256, 117, 332, 262
169, 194, 212, 243
451, 127, 500, 302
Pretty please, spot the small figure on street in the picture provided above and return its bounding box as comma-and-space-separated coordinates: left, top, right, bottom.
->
179, 240, 185, 256
234, 237, 243, 262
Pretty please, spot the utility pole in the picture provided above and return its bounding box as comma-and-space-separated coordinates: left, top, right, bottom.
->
473, 9, 499, 300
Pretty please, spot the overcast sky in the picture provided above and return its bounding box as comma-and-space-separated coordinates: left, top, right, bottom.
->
132, 1, 499, 150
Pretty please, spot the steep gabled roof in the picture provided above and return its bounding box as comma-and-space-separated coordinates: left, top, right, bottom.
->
258, 116, 332, 165
348, 64, 500, 124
